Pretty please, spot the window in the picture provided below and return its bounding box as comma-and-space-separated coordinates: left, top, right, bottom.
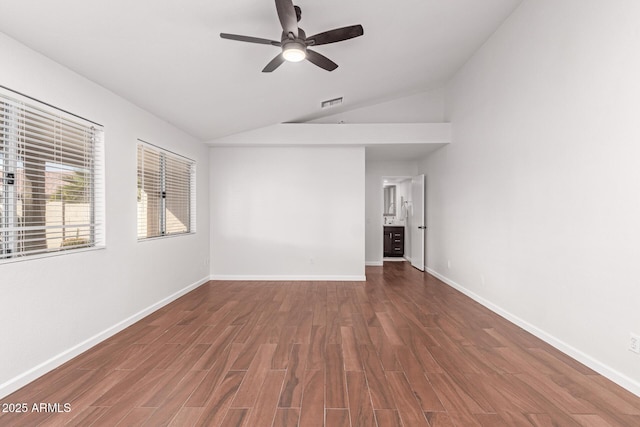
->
0, 86, 104, 261
137, 141, 195, 239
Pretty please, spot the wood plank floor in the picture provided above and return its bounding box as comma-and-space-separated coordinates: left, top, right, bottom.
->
2, 262, 640, 426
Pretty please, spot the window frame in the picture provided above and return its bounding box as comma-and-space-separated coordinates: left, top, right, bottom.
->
0, 86, 105, 264
136, 140, 196, 241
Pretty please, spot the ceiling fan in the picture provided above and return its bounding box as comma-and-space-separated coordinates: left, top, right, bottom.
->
220, 0, 364, 72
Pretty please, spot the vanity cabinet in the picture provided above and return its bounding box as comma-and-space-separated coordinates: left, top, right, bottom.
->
383, 226, 404, 257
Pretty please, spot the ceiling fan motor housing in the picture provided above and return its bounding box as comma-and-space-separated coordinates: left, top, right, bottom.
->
281, 28, 307, 62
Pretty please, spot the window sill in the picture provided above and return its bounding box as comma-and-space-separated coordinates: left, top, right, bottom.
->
137, 232, 196, 243
0, 245, 106, 265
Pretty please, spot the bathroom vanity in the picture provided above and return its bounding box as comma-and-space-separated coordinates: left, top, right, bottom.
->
383, 226, 404, 257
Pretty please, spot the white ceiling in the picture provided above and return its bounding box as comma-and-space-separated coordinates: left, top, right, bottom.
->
0, 0, 522, 142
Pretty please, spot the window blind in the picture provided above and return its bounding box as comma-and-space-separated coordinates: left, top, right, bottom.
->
137, 141, 195, 239
0, 87, 104, 260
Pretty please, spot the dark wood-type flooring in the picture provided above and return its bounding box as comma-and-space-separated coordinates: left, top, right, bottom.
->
2, 262, 640, 426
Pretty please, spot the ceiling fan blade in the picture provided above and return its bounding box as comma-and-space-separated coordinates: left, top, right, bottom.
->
306, 49, 338, 71
275, 0, 298, 38
262, 53, 286, 72
306, 25, 364, 46
220, 33, 281, 46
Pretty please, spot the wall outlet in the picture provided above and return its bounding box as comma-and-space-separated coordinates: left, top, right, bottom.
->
630, 333, 640, 354
447, 260, 451, 269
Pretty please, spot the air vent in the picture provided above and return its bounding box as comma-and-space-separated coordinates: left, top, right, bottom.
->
321, 97, 343, 109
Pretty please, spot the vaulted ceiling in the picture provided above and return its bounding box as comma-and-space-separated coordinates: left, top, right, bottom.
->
0, 0, 522, 142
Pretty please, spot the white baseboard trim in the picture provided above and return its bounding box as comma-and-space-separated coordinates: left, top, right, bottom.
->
426, 268, 640, 397
0, 275, 210, 400
366, 261, 383, 266
210, 274, 366, 282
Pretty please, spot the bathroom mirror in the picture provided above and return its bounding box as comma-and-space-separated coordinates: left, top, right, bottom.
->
383, 185, 396, 216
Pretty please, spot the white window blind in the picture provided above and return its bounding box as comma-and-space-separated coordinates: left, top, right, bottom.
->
137, 141, 195, 239
0, 86, 104, 261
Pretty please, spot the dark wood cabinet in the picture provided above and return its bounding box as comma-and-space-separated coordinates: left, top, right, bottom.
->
383, 226, 404, 257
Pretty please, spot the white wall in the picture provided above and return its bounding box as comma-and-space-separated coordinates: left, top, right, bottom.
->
0, 33, 210, 397
341, 89, 446, 267
421, 0, 640, 394
309, 87, 446, 124
365, 160, 418, 265
210, 146, 365, 280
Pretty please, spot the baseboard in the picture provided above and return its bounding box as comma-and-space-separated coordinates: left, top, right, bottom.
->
366, 261, 383, 266
426, 268, 640, 397
0, 275, 210, 399
210, 274, 366, 282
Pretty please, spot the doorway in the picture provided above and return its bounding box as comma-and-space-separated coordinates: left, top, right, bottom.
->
381, 175, 426, 270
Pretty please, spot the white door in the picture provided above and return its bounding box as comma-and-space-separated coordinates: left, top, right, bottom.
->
410, 174, 426, 271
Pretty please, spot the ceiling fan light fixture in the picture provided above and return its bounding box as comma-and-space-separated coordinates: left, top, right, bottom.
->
282, 43, 306, 62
